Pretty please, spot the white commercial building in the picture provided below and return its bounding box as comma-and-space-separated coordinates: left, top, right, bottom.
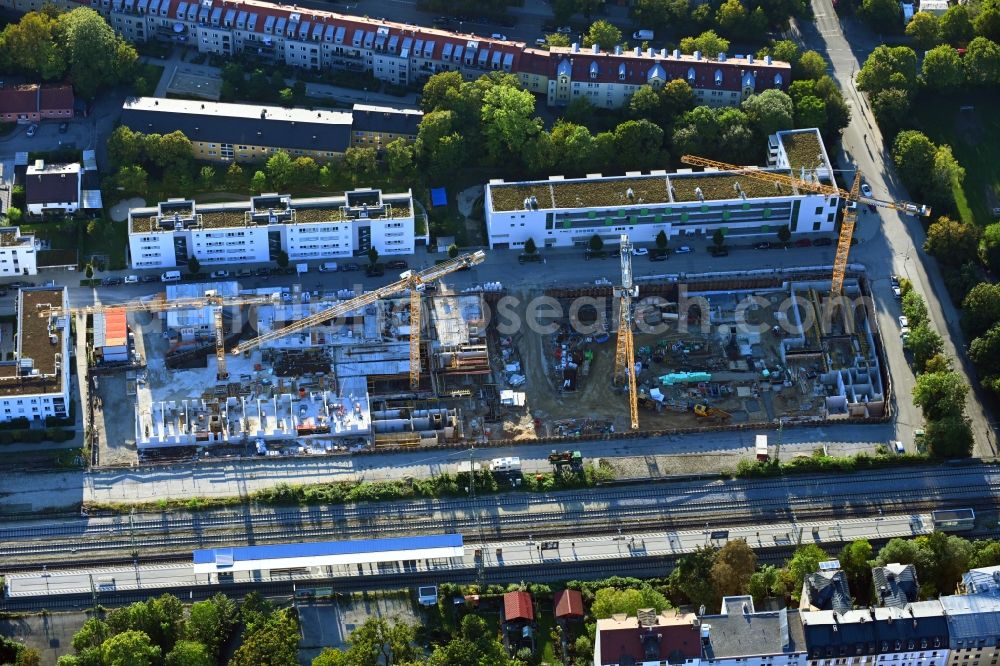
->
0, 227, 37, 276
0, 287, 70, 423
484, 128, 839, 250
127, 189, 422, 269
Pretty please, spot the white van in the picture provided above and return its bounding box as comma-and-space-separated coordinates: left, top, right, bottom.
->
160, 270, 181, 282
633, 29, 654, 40
317, 262, 338, 273
490, 456, 521, 473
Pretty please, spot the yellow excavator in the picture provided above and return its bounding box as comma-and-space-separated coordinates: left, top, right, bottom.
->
694, 404, 731, 420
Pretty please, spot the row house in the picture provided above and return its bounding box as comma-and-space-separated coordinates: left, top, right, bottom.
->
0, 0, 790, 109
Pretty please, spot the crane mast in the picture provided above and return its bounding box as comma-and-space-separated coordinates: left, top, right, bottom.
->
614, 234, 640, 430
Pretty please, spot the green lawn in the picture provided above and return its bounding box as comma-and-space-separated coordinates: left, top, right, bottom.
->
20, 217, 128, 270
535, 611, 558, 665
910, 90, 1000, 226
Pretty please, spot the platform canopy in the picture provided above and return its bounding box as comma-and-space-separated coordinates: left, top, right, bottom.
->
193, 534, 464, 574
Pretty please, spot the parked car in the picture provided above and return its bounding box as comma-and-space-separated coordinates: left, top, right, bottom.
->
794, 238, 812, 248
898, 315, 909, 330
254, 268, 269, 277
892, 285, 902, 299
674, 245, 693, 254
102, 277, 123, 286
518, 253, 543, 264
386, 260, 408, 269
813, 237, 833, 247
141, 275, 158, 283
556, 25, 573, 34
210, 270, 230, 279
631, 247, 648, 256
754, 241, 772, 250
236, 269, 253, 278
648, 249, 668, 262
535, 37, 547, 46
339, 263, 360, 272
366, 264, 385, 277
25, 124, 37, 137
433, 16, 450, 26
860, 183, 873, 198
124, 275, 139, 284
633, 29, 654, 40
491, 32, 507, 40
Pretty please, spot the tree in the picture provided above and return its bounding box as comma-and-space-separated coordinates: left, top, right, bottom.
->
924, 216, 979, 265
907, 322, 944, 372
925, 414, 974, 458
912, 370, 969, 421
629, 85, 662, 121
338, 617, 417, 666
921, 45, 965, 91
266, 150, 294, 190
838, 539, 874, 600
709, 540, 757, 597
924, 354, 953, 374
679, 30, 730, 55
71, 619, 110, 653
165, 641, 212, 666
291, 156, 318, 188
384, 138, 415, 180
662, 79, 695, 119
980, 223, 1000, 272
184, 593, 237, 660
188, 257, 201, 275
926, 143, 965, 212
716, 0, 749, 38
278, 87, 294, 106
58, 8, 137, 98
591, 586, 671, 618
861, 0, 901, 32
225, 162, 245, 191
940, 4, 974, 44
524, 237, 538, 254
969, 323, 1000, 387
669, 546, 718, 610
964, 37, 1000, 86
747, 565, 781, 605
798, 51, 828, 80
974, 6, 1000, 41
115, 165, 148, 197
963, 283, 1000, 338
0, 11, 65, 80
902, 291, 929, 327
85, 263, 94, 280
107, 126, 146, 168
343, 147, 378, 184
199, 165, 216, 190
870, 87, 912, 131
549, 121, 595, 174
794, 95, 827, 129
611, 120, 666, 170
971, 539, 1000, 569
367, 247, 379, 266
906, 12, 942, 49
480, 84, 542, 167
783, 544, 828, 599
588, 234, 604, 253
777, 225, 791, 243
276, 250, 289, 268
544, 33, 571, 48
711, 228, 725, 248
318, 165, 335, 189
229, 608, 299, 666
100, 631, 161, 666
857, 45, 919, 95
151, 131, 194, 172
892, 130, 937, 190
420, 71, 464, 113
583, 20, 622, 49
742, 89, 794, 138
4, 206, 21, 224
657, 230, 669, 250
250, 171, 268, 195
426, 615, 514, 666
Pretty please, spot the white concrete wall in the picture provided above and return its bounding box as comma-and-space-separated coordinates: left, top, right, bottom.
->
283, 221, 353, 260
129, 230, 177, 269
369, 216, 415, 255
188, 226, 271, 265
0, 245, 37, 276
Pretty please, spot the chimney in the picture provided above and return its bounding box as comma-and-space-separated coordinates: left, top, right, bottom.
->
673, 48, 680, 58
694, 50, 702, 60
634, 46, 641, 56
592, 44, 599, 54
614, 45, 621, 55
719, 52, 726, 61
747, 54, 755, 64
571, 42, 579, 53
261, 109, 267, 119
765, 55, 773, 64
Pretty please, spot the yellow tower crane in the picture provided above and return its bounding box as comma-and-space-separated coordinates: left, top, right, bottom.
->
231, 251, 487, 390
679, 155, 931, 297
39, 291, 281, 381
613, 234, 640, 430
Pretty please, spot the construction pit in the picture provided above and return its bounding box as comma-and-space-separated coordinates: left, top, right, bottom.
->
488, 274, 887, 440
87, 271, 887, 465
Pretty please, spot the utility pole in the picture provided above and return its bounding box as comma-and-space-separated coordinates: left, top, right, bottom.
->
775, 418, 783, 463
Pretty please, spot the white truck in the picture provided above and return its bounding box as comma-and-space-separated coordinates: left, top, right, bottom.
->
633, 29, 654, 40
318, 262, 338, 272
490, 457, 521, 473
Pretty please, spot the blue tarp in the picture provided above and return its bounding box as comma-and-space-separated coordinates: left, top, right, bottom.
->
430, 187, 447, 207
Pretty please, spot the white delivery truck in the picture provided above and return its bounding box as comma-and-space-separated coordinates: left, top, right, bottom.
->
633, 29, 654, 40
160, 270, 181, 282
318, 262, 338, 272
490, 457, 521, 473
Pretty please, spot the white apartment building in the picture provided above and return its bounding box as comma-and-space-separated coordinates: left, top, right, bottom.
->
0, 0, 791, 110
24, 161, 81, 216
127, 189, 421, 269
0, 227, 37, 276
485, 128, 839, 250
0, 287, 71, 423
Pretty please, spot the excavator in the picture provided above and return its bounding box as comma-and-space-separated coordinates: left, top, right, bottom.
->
693, 403, 731, 420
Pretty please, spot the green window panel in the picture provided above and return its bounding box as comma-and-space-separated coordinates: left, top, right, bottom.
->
722, 211, 730, 221
641, 208, 649, 215
762, 224, 770, 232
763, 208, 772, 219
605, 218, 614, 225
588, 211, 597, 218
701, 205, 709, 212
681, 212, 689, 222
742, 203, 751, 210
562, 220, 572, 229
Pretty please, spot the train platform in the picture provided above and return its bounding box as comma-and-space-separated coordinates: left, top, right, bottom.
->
4, 512, 932, 598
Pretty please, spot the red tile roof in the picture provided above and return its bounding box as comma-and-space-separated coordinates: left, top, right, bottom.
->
40, 85, 74, 110
0, 84, 74, 115
554, 589, 584, 618
597, 616, 702, 665
504, 591, 534, 622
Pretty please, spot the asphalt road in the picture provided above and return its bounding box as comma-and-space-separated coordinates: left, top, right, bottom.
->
793, 3, 997, 458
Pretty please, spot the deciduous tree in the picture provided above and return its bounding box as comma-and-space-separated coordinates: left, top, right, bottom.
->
962, 282, 1000, 338
480, 84, 542, 167
861, 0, 901, 32
0, 11, 65, 80
907, 322, 944, 373
679, 30, 730, 55
741, 89, 794, 138
964, 37, 1000, 86
912, 370, 969, 421
857, 45, 919, 94
924, 216, 979, 265
165, 641, 212, 666
592, 586, 671, 618
265, 150, 294, 190
906, 11, 942, 49
58, 7, 137, 98
583, 20, 622, 49
709, 539, 757, 597
100, 630, 161, 666
921, 44, 965, 91
925, 414, 974, 458
940, 4, 974, 44
797, 50, 828, 80
225, 162, 245, 191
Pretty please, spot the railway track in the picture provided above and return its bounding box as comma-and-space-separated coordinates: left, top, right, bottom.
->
3, 468, 997, 572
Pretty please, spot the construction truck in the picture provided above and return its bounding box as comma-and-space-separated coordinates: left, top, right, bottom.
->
548, 450, 583, 471
693, 404, 731, 420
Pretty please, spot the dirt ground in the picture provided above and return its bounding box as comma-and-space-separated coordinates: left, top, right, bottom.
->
498, 288, 825, 437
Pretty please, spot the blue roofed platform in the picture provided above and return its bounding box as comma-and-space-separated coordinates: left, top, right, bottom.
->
192, 534, 465, 575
